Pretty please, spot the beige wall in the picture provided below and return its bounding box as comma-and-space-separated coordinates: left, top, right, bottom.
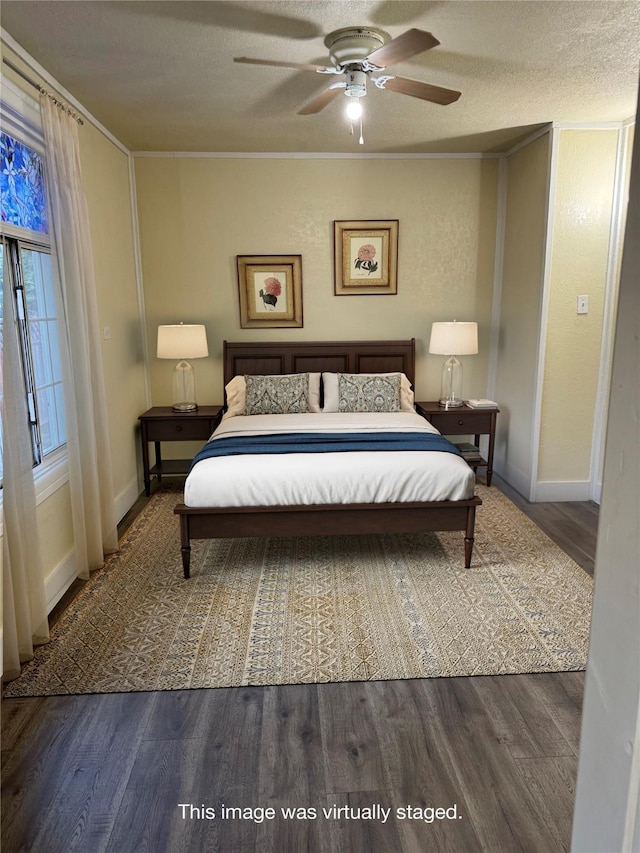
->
495, 127, 623, 498
134, 156, 499, 410
79, 121, 148, 514
538, 129, 618, 484
493, 133, 551, 496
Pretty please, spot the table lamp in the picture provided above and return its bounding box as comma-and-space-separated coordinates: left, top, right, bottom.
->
157, 323, 208, 411
429, 321, 478, 408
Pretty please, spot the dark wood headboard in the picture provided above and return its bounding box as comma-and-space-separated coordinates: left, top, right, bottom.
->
223, 339, 416, 387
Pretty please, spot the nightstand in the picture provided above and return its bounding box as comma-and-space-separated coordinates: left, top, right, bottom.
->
138, 406, 223, 496
415, 401, 499, 486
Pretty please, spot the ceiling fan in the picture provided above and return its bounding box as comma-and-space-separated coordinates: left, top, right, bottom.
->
234, 27, 461, 117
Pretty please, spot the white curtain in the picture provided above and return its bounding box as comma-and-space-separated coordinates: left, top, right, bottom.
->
2, 259, 50, 680
39, 92, 118, 579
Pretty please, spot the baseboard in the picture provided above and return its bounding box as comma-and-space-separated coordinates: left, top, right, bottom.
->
534, 480, 592, 502
493, 458, 533, 501
44, 548, 78, 614
114, 475, 142, 524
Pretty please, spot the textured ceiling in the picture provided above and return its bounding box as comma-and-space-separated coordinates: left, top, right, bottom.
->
1, 1, 639, 154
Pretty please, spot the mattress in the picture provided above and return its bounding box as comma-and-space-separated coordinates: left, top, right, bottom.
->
184, 411, 475, 508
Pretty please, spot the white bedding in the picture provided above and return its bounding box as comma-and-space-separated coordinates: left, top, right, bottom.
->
184, 411, 475, 508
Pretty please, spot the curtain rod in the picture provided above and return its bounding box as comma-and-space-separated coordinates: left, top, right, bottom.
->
3, 57, 40, 90
2, 56, 84, 124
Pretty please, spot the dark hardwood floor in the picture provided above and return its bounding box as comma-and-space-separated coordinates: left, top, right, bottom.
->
1, 478, 597, 853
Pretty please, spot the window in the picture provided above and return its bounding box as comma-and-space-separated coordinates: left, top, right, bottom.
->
1, 128, 66, 486
1, 132, 48, 233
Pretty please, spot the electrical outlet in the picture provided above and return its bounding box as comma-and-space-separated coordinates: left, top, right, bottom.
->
577, 295, 589, 315
103, 326, 111, 340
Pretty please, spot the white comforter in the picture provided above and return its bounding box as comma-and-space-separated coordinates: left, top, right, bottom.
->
184, 411, 475, 507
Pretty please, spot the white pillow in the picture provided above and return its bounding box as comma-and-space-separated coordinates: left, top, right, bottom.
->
222, 372, 322, 419
322, 372, 415, 413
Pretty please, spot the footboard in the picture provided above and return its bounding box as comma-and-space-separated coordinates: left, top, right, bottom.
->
174, 497, 481, 578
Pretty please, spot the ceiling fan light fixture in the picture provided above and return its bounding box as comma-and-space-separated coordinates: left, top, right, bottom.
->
346, 99, 363, 120
324, 27, 385, 67
236, 26, 461, 120
345, 69, 367, 98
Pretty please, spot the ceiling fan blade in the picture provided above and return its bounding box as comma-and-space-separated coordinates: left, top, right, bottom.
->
234, 56, 333, 73
379, 75, 461, 105
366, 29, 440, 68
298, 84, 346, 115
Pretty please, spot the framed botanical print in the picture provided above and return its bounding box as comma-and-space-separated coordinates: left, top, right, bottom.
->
237, 254, 303, 328
333, 219, 399, 295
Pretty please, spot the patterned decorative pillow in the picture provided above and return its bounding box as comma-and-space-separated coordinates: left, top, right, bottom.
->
337, 373, 402, 413
223, 373, 321, 419
322, 372, 414, 412
244, 373, 310, 415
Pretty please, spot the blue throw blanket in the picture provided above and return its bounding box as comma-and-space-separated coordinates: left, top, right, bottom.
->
191, 431, 462, 470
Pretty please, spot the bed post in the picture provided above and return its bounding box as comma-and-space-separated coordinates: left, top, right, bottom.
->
179, 514, 192, 579
464, 504, 476, 569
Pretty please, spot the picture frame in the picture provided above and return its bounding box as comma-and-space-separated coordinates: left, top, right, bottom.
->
333, 219, 399, 295
237, 255, 303, 328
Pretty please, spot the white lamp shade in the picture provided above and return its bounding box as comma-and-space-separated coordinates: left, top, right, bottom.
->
429, 321, 478, 355
157, 324, 208, 359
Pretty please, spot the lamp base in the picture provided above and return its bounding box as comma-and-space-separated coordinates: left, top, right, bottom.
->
172, 360, 198, 412
439, 355, 464, 410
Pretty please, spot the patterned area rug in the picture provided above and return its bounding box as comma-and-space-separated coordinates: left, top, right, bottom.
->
4, 486, 593, 696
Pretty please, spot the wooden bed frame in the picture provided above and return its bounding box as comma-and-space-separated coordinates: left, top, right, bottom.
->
174, 339, 481, 578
